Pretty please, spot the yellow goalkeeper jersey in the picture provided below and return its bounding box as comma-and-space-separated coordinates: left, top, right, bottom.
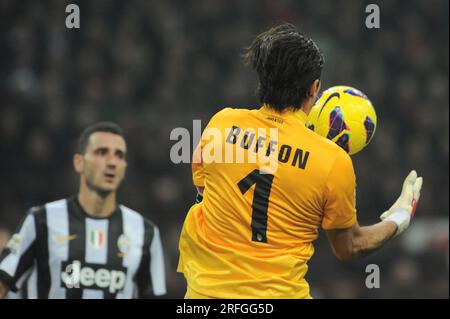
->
178, 105, 357, 299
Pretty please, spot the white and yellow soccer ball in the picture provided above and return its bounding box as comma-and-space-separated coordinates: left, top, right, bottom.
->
306, 85, 377, 155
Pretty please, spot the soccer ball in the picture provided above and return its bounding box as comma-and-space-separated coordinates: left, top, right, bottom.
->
306, 86, 377, 155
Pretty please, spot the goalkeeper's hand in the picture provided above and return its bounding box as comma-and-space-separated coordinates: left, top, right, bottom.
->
380, 170, 423, 236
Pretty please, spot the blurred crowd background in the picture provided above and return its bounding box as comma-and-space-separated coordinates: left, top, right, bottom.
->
0, 0, 448, 298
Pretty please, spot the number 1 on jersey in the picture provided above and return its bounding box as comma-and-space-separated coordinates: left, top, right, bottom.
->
238, 170, 274, 243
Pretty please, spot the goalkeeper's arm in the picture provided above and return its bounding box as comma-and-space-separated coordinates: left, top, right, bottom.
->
326, 170, 423, 261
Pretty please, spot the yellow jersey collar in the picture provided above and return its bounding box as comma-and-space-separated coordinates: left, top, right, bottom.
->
259, 104, 308, 125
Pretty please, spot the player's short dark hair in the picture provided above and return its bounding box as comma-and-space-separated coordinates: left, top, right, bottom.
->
244, 23, 324, 111
77, 122, 124, 154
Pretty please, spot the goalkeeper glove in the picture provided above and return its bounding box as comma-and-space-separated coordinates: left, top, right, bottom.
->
380, 170, 423, 236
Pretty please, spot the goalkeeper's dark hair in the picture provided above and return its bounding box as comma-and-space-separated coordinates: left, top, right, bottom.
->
77, 122, 124, 154
244, 23, 324, 111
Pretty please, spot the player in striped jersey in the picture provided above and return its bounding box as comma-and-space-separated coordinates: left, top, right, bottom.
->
0, 122, 166, 299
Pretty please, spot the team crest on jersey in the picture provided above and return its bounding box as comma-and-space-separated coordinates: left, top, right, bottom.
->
6, 234, 21, 254
89, 230, 105, 249
117, 234, 130, 256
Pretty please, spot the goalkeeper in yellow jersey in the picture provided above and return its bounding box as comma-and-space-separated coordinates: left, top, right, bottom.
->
177, 23, 423, 299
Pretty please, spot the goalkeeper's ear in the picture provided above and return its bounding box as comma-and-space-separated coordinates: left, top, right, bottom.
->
304, 79, 321, 114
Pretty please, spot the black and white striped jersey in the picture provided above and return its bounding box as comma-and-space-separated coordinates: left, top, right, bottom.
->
0, 196, 166, 299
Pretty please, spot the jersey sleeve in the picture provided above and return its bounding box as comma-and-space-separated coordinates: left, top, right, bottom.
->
135, 223, 166, 298
321, 151, 357, 230
192, 107, 232, 187
0, 210, 38, 292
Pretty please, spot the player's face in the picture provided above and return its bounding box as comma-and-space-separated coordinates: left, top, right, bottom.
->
79, 132, 127, 194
